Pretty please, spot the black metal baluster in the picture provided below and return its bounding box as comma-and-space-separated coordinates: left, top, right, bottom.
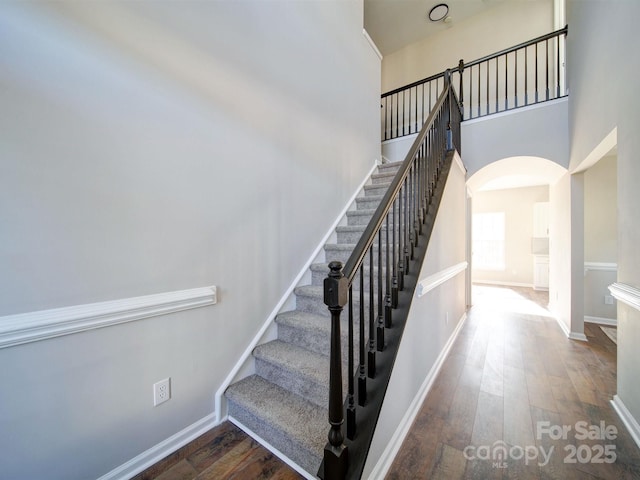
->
515, 49, 518, 108
358, 266, 366, 405
395, 93, 399, 139
458, 59, 464, 118
367, 246, 375, 378
486, 60, 489, 115
535, 42, 539, 102
556, 35, 560, 97
398, 182, 405, 290
545, 39, 550, 100
412, 164, 418, 255
403, 176, 410, 275
402, 90, 406, 136
421, 83, 425, 128
376, 231, 384, 352
346, 284, 355, 440
384, 213, 392, 328
407, 89, 412, 135
495, 57, 499, 113
391, 197, 398, 308
323, 261, 348, 479
414, 86, 418, 133
469, 64, 473, 118
525, 46, 529, 106
504, 54, 508, 110
477, 62, 481, 118
384, 97, 388, 140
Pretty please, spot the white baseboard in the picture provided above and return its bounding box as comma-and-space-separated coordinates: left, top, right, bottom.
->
553, 314, 588, 342
214, 161, 380, 420
584, 315, 617, 326
611, 395, 640, 450
366, 312, 468, 479
228, 417, 317, 480
97, 413, 219, 480
473, 280, 534, 289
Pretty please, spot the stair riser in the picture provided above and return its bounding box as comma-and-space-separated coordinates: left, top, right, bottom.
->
364, 185, 389, 197
296, 294, 379, 318
311, 267, 390, 288
255, 358, 329, 409
277, 322, 356, 358
227, 401, 322, 475
371, 175, 394, 185
356, 197, 384, 211
325, 245, 393, 264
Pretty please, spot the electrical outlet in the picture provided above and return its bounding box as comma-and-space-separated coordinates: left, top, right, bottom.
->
604, 295, 614, 305
153, 378, 171, 406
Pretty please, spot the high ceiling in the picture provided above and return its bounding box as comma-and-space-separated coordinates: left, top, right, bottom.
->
364, 0, 508, 56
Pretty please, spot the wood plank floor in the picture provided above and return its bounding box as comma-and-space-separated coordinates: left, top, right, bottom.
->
131, 421, 303, 480
135, 284, 640, 479
386, 284, 640, 480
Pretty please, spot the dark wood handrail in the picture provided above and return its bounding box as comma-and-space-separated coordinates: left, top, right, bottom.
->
343, 84, 450, 284
458, 25, 567, 70
381, 71, 445, 99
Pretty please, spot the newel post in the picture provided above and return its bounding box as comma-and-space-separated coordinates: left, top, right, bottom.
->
323, 261, 349, 479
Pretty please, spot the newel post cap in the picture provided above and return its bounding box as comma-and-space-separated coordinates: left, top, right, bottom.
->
324, 261, 348, 308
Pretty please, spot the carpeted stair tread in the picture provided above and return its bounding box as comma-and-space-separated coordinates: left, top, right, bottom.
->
254, 340, 328, 391
226, 375, 326, 474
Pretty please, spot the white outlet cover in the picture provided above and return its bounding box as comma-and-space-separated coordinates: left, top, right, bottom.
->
153, 378, 171, 406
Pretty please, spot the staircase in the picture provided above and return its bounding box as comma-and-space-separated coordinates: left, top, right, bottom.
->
224, 161, 401, 476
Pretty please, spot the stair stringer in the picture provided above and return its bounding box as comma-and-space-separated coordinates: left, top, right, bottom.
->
214, 160, 381, 423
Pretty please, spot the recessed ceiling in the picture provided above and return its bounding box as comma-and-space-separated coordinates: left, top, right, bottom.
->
364, 0, 506, 56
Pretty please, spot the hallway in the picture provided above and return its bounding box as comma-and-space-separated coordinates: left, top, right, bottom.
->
386, 284, 640, 479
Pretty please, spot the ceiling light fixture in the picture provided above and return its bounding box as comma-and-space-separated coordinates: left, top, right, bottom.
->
428, 3, 449, 22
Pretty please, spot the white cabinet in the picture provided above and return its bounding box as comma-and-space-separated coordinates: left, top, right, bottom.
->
533, 202, 549, 237
533, 255, 549, 291
533, 202, 549, 290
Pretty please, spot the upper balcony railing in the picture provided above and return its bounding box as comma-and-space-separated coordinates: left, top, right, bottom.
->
381, 26, 568, 141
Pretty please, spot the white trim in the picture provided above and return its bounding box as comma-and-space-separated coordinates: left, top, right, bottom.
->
453, 150, 466, 176
381, 132, 418, 146
228, 417, 317, 480
366, 312, 468, 480
97, 413, 219, 480
609, 283, 640, 312
416, 262, 468, 298
0, 286, 217, 349
214, 162, 379, 420
463, 96, 568, 126
473, 280, 534, 289
584, 262, 617, 272
584, 315, 617, 326
611, 395, 640, 450
363, 28, 383, 60
553, 314, 588, 342
584, 262, 618, 275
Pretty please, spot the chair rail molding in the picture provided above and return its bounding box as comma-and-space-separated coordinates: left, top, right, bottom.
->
609, 283, 640, 313
0, 286, 217, 349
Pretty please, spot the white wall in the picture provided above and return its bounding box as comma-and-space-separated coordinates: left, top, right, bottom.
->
381, 0, 554, 92
549, 171, 585, 339
567, 0, 640, 429
363, 153, 468, 479
472, 186, 549, 287
462, 99, 569, 177
584, 154, 617, 321
0, 1, 380, 478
